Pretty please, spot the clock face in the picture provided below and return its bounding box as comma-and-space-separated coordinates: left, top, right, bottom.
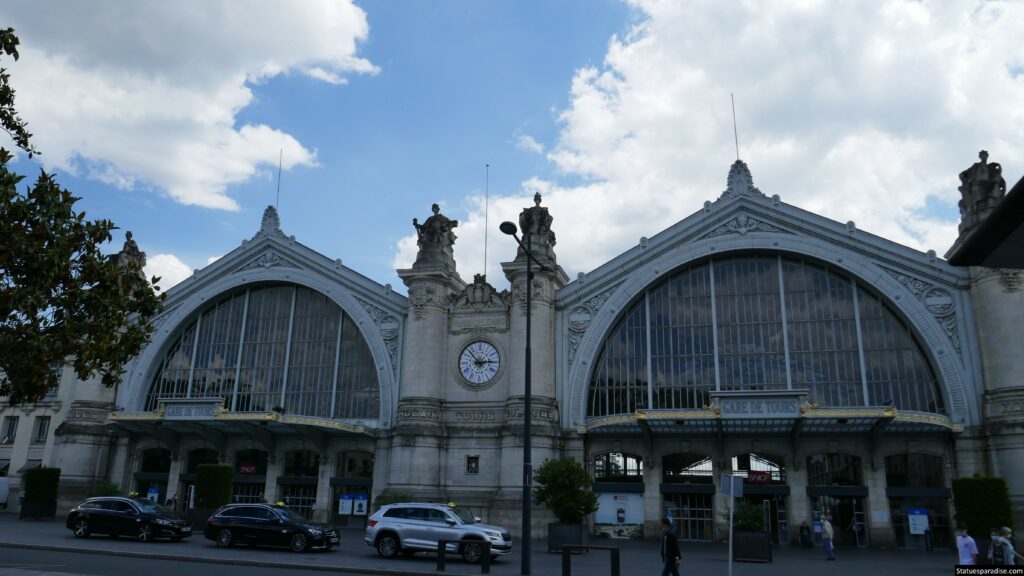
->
458, 341, 501, 386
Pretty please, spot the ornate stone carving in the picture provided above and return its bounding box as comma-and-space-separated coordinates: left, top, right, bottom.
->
517, 192, 557, 263
448, 274, 510, 334
450, 274, 509, 311
957, 150, 1006, 235
412, 204, 458, 272
997, 269, 1021, 293
567, 286, 619, 361
882, 268, 961, 353
718, 159, 765, 200
238, 250, 299, 271
359, 300, 400, 372
703, 214, 789, 238
513, 276, 549, 315
408, 284, 438, 321
259, 205, 282, 235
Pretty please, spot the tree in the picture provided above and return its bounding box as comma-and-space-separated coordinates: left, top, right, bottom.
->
533, 457, 598, 524
0, 28, 163, 404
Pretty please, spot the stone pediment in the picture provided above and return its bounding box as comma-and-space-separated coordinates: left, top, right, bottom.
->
448, 274, 510, 334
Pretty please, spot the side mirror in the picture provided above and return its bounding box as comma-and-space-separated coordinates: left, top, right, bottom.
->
446, 518, 456, 526
474, 516, 482, 523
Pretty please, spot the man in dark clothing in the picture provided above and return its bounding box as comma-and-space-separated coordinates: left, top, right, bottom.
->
661, 517, 681, 576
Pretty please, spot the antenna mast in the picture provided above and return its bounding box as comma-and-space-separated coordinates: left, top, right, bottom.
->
484, 163, 490, 279
731, 93, 740, 160
275, 148, 283, 209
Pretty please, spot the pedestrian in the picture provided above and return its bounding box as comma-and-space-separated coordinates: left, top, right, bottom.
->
998, 527, 1024, 565
990, 528, 1009, 566
957, 523, 979, 565
821, 514, 835, 561
660, 517, 681, 576
800, 521, 812, 547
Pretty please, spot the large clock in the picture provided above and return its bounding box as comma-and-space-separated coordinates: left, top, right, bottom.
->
458, 340, 501, 386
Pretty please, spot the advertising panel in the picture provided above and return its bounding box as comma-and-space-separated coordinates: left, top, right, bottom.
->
593, 493, 644, 539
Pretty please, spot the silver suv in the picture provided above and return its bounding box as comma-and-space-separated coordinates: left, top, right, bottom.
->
364, 502, 512, 563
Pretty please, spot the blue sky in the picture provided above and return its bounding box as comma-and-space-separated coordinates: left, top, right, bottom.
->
2, 1, 1023, 293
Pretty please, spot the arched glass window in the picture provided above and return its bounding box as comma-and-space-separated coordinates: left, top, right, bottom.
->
139, 448, 171, 473
335, 451, 374, 479
235, 449, 268, 476
145, 285, 380, 420
593, 452, 644, 482
283, 450, 320, 477
186, 449, 219, 473
885, 454, 945, 488
731, 452, 786, 483
587, 256, 944, 417
807, 453, 863, 486
662, 453, 713, 484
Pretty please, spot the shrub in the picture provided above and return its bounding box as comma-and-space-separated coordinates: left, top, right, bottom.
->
23, 467, 61, 502
952, 475, 1014, 534
195, 464, 233, 508
720, 498, 766, 532
87, 481, 122, 498
533, 457, 598, 524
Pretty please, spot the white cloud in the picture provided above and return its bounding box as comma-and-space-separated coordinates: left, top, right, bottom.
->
404, 0, 1024, 285
515, 134, 545, 154
207, 255, 222, 266
146, 254, 194, 292
1, 0, 377, 210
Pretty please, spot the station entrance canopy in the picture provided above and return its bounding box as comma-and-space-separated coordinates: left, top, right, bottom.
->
581, 390, 961, 436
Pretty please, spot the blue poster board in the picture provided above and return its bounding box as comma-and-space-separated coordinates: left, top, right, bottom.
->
907, 508, 929, 535
338, 493, 353, 515
353, 493, 368, 516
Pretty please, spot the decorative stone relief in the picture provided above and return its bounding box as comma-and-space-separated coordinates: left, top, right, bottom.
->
238, 250, 299, 271
997, 269, 1021, 293
513, 277, 550, 315
702, 214, 790, 238
358, 300, 400, 372
567, 285, 620, 361
448, 275, 510, 334
882, 267, 961, 353
717, 159, 765, 200
408, 284, 438, 321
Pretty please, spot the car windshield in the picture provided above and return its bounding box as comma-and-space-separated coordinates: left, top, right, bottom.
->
273, 507, 308, 523
133, 500, 168, 514
450, 507, 477, 524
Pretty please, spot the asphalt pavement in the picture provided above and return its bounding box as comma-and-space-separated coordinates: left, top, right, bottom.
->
0, 512, 955, 576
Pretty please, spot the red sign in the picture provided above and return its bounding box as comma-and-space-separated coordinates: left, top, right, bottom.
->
747, 470, 773, 483
239, 463, 258, 475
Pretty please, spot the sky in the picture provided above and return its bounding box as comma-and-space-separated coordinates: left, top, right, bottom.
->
2, 0, 1023, 295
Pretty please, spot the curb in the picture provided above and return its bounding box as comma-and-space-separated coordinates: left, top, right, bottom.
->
0, 541, 464, 576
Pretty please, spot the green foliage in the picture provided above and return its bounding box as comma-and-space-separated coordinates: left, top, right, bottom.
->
720, 498, 766, 532
0, 30, 163, 405
23, 466, 60, 502
87, 481, 122, 498
195, 464, 233, 509
533, 457, 598, 524
372, 489, 412, 509
953, 475, 1014, 534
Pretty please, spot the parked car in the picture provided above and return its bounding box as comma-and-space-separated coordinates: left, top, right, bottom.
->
364, 502, 512, 563
65, 497, 192, 541
204, 503, 339, 552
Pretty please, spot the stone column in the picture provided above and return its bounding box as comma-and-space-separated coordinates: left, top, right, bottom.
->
787, 466, 809, 545
864, 461, 893, 547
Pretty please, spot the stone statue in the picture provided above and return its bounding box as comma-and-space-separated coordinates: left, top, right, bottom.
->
517, 192, 556, 262
958, 150, 1006, 234
120, 231, 145, 269
411, 203, 458, 272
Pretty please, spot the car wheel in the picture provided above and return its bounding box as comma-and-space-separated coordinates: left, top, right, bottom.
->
461, 541, 484, 564
289, 532, 308, 553
137, 523, 153, 542
376, 533, 400, 559
72, 518, 90, 538
216, 528, 233, 548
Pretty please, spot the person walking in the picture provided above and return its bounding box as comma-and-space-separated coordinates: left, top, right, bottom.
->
957, 523, 979, 565
822, 515, 835, 561
996, 527, 1024, 565
660, 517, 681, 576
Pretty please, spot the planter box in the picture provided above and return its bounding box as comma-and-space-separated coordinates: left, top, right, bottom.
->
187, 507, 215, 529
732, 531, 772, 563
548, 522, 587, 553
19, 499, 57, 519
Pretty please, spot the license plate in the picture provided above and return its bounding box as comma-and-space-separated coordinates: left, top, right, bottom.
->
181, 527, 192, 533
329, 537, 339, 543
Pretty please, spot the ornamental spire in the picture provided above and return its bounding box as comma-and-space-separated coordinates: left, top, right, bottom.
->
718, 159, 765, 200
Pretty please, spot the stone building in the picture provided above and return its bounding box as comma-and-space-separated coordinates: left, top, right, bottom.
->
2, 153, 1022, 550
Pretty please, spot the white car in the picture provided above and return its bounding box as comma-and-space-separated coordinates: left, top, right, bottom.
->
364, 502, 512, 563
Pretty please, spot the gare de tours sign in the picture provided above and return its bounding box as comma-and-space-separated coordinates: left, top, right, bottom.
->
710, 391, 805, 419
160, 399, 223, 420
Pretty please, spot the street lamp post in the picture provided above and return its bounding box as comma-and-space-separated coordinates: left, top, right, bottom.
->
499, 220, 549, 576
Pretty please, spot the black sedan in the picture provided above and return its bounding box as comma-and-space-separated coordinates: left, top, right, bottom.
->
204, 503, 339, 552
66, 497, 192, 541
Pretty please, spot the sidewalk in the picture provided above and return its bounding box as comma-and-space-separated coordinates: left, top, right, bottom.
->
0, 512, 954, 576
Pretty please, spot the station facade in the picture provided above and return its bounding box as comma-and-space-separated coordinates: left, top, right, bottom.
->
3, 155, 1022, 548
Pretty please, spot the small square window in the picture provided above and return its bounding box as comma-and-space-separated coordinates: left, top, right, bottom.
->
465, 455, 480, 475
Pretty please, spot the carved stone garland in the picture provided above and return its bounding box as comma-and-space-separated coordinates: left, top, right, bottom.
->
358, 300, 401, 372
567, 285, 620, 362
881, 268, 961, 354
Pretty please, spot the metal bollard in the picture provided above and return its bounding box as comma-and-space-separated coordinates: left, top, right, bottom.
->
436, 539, 492, 574
560, 545, 620, 576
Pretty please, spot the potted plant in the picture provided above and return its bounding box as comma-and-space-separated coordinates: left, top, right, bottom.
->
20, 467, 61, 519
723, 498, 772, 562
533, 457, 598, 553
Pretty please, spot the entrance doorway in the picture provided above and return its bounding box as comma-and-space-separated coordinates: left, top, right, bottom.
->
811, 495, 867, 547
742, 494, 789, 545
665, 494, 714, 542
